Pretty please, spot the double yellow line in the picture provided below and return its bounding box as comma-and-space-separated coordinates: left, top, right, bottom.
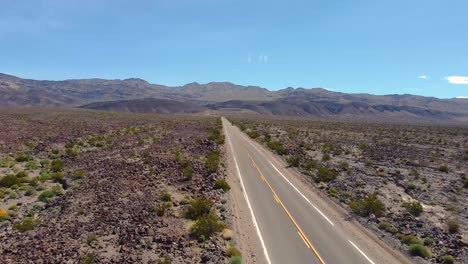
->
240, 143, 326, 264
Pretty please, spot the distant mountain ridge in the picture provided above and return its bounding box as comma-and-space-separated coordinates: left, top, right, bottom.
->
1, 73, 467, 123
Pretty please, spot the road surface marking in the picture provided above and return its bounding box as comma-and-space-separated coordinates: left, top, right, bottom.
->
239, 141, 326, 264
298, 231, 311, 248
348, 240, 376, 264
236, 126, 336, 227
224, 124, 272, 264
268, 161, 335, 227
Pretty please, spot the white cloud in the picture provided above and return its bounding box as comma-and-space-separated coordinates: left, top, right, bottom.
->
456, 96, 468, 99
418, 75, 429, 79
446, 76, 468, 84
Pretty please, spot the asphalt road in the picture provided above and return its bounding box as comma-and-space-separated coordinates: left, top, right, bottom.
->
222, 117, 406, 264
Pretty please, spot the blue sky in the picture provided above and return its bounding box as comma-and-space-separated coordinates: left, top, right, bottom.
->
1, 0, 467, 98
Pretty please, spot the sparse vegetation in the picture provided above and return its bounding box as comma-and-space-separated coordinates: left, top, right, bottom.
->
402, 201, 424, 216
13, 217, 42, 232
349, 193, 385, 217
190, 213, 225, 239
214, 179, 231, 192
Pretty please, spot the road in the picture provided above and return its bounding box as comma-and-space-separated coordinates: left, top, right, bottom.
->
222, 117, 410, 264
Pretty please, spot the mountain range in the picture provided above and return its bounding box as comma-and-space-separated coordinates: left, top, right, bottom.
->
1, 73, 467, 123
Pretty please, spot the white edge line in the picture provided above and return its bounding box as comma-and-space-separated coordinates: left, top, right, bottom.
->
224, 120, 272, 264
238, 131, 334, 227
348, 240, 376, 264
268, 160, 335, 226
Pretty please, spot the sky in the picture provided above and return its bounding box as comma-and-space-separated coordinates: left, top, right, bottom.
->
1, 0, 467, 99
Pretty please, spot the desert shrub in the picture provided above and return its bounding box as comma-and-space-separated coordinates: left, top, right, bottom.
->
447, 219, 459, 233
26, 160, 40, 170
402, 201, 423, 216
423, 237, 434, 246
214, 179, 231, 192
327, 187, 339, 198
160, 190, 172, 202
208, 120, 225, 144
150, 203, 168, 216
51, 172, 65, 182
226, 246, 242, 257
190, 213, 225, 238
87, 233, 98, 245
441, 255, 455, 264
349, 192, 385, 217
15, 154, 30, 162
322, 153, 331, 161
438, 165, 449, 173
50, 159, 65, 172
13, 217, 42, 232
246, 130, 260, 139
72, 169, 85, 179
0, 175, 19, 188
316, 166, 338, 183
358, 143, 367, 150
340, 161, 349, 169
38, 185, 63, 202
16, 171, 28, 178
185, 197, 213, 220
157, 257, 171, 264
401, 235, 423, 245
182, 161, 194, 179
408, 244, 432, 258
230, 256, 242, 264
267, 141, 288, 155
205, 151, 220, 172
287, 156, 301, 167
82, 254, 95, 264
180, 199, 190, 205
462, 177, 468, 188
302, 160, 318, 170
378, 221, 398, 234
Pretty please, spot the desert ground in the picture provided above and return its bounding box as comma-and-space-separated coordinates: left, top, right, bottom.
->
0, 108, 240, 263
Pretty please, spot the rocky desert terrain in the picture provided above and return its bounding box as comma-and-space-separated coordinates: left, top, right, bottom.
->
0, 108, 240, 263
229, 116, 467, 263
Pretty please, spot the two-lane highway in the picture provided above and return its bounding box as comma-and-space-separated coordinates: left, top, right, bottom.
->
223, 117, 410, 264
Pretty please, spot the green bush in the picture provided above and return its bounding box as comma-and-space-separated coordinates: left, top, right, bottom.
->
15, 154, 30, 162
185, 197, 213, 220
214, 179, 231, 192
447, 219, 459, 233
205, 151, 220, 172
246, 130, 260, 139
322, 153, 331, 161
51, 172, 65, 182
301, 160, 318, 170
182, 161, 194, 179
0, 175, 19, 188
267, 141, 288, 155
349, 193, 385, 217
402, 201, 423, 216
438, 165, 449, 173
13, 217, 42, 232
16, 171, 28, 178
316, 166, 338, 183
286, 156, 301, 167
190, 213, 225, 238
160, 190, 172, 202
226, 246, 242, 257
72, 169, 85, 179
442, 255, 455, 264
408, 244, 432, 258
401, 235, 423, 245
230, 256, 242, 264
38, 185, 63, 202
378, 221, 398, 234
423, 237, 434, 246
327, 187, 339, 198
50, 159, 65, 172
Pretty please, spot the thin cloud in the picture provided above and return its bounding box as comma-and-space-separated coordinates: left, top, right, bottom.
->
418, 75, 429, 79
456, 96, 468, 99
446, 76, 468, 84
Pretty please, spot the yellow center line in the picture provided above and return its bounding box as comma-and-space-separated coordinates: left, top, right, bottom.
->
239, 142, 326, 264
